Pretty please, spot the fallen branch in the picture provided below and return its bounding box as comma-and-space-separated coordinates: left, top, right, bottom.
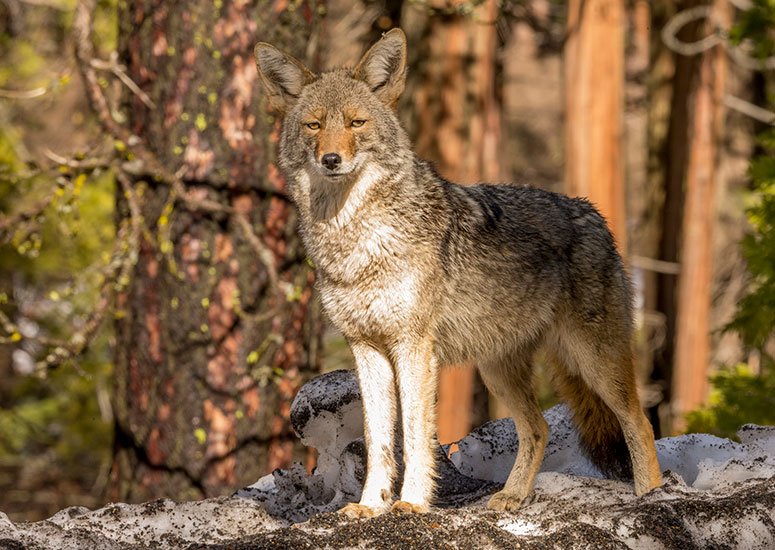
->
629, 255, 682, 275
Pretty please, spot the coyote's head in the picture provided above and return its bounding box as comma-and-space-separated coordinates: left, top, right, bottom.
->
254, 29, 410, 183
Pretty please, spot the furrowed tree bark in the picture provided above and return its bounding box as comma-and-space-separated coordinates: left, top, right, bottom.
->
671, 0, 730, 434
405, 0, 501, 444
110, 1, 323, 502
565, 0, 627, 251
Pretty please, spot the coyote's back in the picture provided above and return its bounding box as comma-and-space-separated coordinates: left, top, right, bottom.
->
255, 28, 662, 517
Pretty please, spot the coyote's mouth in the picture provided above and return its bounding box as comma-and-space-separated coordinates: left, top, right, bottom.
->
323, 169, 355, 180
311, 154, 364, 180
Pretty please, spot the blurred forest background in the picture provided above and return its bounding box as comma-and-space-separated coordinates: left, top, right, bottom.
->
0, 0, 773, 522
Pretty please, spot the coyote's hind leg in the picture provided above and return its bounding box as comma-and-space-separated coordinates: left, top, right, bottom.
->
559, 332, 662, 496
478, 353, 548, 512
590, 365, 662, 496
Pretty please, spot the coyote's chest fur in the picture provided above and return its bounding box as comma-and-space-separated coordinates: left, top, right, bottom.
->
293, 167, 426, 340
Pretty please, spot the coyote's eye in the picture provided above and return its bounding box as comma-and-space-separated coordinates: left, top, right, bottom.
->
350, 119, 366, 128
306, 122, 320, 130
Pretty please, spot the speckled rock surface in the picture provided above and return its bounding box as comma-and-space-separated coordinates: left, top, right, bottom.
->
0, 497, 281, 550
2, 370, 775, 549
196, 471, 775, 550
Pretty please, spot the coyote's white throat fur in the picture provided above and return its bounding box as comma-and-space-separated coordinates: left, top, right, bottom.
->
254, 28, 662, 518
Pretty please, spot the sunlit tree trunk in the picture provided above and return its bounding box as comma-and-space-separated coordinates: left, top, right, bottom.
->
406, 0, 501, 444
651, 0, 703, 437
565, 0, 627, 250
110, 1, 323, 502
671, 0, 730, 433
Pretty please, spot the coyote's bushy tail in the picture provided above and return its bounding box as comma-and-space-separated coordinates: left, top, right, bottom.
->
549, 362, 634, 480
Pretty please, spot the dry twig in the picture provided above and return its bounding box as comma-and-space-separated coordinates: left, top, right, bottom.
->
0, 87, 48, 99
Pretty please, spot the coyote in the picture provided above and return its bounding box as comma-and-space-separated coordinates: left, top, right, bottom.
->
254, 29, 662, 517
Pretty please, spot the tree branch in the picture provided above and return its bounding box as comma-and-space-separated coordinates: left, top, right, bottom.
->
91, 52, 156, 109
72, 0, 289, 342
74, 0, 125, 141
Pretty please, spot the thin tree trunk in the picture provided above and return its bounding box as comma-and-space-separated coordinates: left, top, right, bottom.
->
671, 0, 730, 433
110, 1, 323, 502
406, 0, 500, 444
625, 0, 655, 393
652, 0, 704, 437
565, 0, 627, 250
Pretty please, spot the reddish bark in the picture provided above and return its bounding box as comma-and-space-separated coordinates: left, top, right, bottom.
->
671, 0, 730, 433
565, 0, 627, 251
111, 0, 323, 502
651, 0, 705, 437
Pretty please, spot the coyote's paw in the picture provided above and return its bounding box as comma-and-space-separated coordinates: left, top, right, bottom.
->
338, 502, 379, 519
391, 500, 427, 514
487, 490, 526, 512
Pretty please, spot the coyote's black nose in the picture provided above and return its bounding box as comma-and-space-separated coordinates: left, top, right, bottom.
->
321, 153, 342, 170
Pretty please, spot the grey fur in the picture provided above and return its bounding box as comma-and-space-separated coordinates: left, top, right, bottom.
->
255, 28, 661, 516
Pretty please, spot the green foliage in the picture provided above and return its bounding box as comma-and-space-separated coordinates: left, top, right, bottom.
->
0, 360, 112, 462
737, 135, 775, 319
0, 0, 119, 515
687, 364, 775, 439
0, 128, 115, 476
728, 0, 775, 62
726, 135, 775, 352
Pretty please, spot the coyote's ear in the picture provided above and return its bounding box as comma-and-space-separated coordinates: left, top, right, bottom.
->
254, 43, 316, 115
353, 28, 407, 107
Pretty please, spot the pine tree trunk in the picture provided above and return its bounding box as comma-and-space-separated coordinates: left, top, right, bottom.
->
671, 0, 730, 433
652, 0, 704, 437
624, 0, 653, 389
565, 0, 627, 250
110, 1, 323, 502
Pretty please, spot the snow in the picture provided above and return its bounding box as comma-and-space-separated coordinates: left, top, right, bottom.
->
449, 404, 603, 483
738, 423, 775, 455
1, 368, 774, 549
451, 402, 775, 492
237, 369, 368, 521
0, 497, 282, 549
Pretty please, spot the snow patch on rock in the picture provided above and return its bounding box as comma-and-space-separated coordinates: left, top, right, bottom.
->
239, 370, 493, 522
0, 497, 281, 549
2, 369, 775, 549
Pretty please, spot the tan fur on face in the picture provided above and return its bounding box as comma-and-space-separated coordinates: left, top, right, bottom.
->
303, 106, 368, 165
315, 125, 355, 164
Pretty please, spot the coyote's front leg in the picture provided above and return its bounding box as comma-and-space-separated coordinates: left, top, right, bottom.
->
339, 341, 398, 519
391, 337, 438, 514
